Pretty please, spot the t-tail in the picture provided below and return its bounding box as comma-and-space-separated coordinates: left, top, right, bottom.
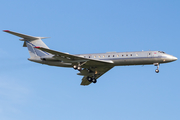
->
3, 30, 51, 61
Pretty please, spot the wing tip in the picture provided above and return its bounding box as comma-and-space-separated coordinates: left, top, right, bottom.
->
3, 30, 10, 32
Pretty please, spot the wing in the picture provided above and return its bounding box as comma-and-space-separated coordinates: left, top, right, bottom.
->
79, 66, 114, 86
34, 47, 113, 65
34, 47, 114, 86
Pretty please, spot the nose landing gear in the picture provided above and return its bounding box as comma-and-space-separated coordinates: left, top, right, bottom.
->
154, 63, 160, 73
155, 69, 159, 73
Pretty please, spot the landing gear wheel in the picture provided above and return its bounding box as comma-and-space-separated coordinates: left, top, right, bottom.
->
73, 65, 77, 70
77, 66, 82, 71
87, 77, 92, 82
87, 69, 92, 73
155, 69, 159, 73
92, 78, 97, 83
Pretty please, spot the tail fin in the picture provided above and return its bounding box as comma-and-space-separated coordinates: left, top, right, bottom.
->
3, 30, 50, 58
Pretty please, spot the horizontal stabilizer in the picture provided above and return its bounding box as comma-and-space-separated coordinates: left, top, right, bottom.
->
3, 30, 48, 40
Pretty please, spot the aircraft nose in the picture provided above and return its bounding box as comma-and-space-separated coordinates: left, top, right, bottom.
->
173, 56, 178, 61
168, 55, 178, 61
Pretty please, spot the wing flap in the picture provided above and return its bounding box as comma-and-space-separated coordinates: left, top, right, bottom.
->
81, 76, 92, 86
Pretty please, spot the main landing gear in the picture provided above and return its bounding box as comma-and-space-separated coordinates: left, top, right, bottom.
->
73, 65, 82, 71
154, 63, 160, 73
73, 62, 87, 71
87, 76, 97, 83
73, 64, 97, 84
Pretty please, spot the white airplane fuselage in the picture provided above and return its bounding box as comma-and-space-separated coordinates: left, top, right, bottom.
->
29, 51, 177, 68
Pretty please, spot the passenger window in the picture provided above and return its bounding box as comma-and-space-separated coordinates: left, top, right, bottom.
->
149, 53, 151, 55
122, 55, 124, 57
126, 54, 128, 56
108, 55, 110, 57
89, 56, 91, 58
117, 55, 119, 57
103, 55, 105, 58
113, 55, 114, 57
130, 54, 132, 56
99, 56, 101, 58
94, 56, 96, 58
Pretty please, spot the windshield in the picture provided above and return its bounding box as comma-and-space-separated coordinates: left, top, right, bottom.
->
158, 51, 165, 54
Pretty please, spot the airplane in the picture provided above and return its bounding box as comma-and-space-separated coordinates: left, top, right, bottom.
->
3, 30, 178, 86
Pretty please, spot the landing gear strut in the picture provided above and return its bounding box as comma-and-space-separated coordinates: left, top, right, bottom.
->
154, 63, 160, 73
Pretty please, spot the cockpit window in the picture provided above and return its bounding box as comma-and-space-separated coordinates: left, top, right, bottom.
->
158, 51, 165, 54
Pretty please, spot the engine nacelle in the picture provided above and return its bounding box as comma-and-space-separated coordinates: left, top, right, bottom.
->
40, 56, 61, 61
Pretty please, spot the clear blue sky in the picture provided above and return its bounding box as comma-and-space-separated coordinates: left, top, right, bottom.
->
0, 0, 179, 120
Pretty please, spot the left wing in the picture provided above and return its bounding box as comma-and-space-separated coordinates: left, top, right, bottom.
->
79, 66, 114, 86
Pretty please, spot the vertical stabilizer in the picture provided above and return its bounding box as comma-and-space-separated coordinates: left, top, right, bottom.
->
3, 30, 50, 58
25, 39, 50, 58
